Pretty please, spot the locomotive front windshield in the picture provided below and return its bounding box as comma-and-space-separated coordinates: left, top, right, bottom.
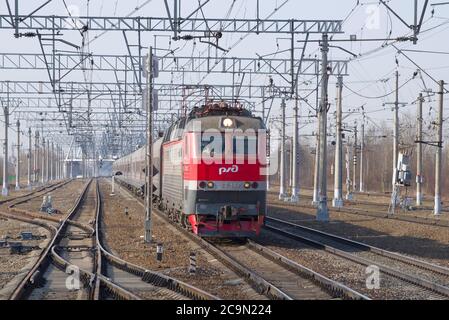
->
200, 134, 257, 156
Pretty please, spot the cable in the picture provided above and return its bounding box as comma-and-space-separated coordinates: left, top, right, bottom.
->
343, 76, 415, 99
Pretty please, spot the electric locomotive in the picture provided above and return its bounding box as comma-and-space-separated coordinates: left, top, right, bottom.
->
113, 102, 267, 238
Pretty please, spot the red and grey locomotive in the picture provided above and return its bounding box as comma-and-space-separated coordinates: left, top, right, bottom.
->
113, 102, 267, 238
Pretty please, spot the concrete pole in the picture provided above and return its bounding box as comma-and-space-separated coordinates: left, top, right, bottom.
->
416, 93, 423, 206
2, 106, 9, 196
46, 140, 50, 183
56, 145, 59, 180
359, 114, 365, 192
41, 138, 45, 184
352, 125, 358, 191
290, 98, 300, 202
392, 70, 400, 193
34, 131, 39, 184
82, 153, 85, 178
312, 131, 320, 205
57, 145, 60, 179
279, 98, 287, 200
50, 142, 54, 181
317, 33, 329, 221
333, 76, 343, 207
434, 80, 444, 215
144, 46, 154, 243
345, 143, 353, 200
59, 146, 62, 179
15, 120, 20, 190
27, 128, 32, 189
70, 148, 73, 179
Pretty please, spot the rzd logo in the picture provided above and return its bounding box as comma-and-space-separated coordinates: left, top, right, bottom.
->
219, 165, 239, 175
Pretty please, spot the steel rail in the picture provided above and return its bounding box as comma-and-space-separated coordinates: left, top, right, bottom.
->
95, 180, 219, 300
265, 217, 449, 298
246, 240, 370, 300
9, 179, 92, 300
115, 178, 367, 300
269, 193, 449, 228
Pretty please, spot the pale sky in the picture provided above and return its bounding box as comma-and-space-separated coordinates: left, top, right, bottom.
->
1, 0, 448, 152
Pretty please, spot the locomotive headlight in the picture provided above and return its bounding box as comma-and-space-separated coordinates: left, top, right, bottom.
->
207, 181, 215, 188
199, 181, 207, 189
222, 118, 234, 128
244, 182, 251, 189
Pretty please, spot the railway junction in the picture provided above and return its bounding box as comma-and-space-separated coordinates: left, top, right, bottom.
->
1, 0, 449, 309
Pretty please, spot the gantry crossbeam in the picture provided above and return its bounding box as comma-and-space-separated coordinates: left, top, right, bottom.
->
0, 80, 300, 99
0, 15, 343, 34
0, 53, 349, 76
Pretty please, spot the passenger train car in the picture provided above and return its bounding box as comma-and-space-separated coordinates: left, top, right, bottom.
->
113, 102, 267, 238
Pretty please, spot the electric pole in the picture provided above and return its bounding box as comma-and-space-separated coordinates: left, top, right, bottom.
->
317, 33, 329, 222
46, 139, 50, 182
352, 124, 357, 192
27, 128, 32, 189
333, 76, 343, 207
51, 142, 54, 181
290, 27, 299, 203
41, 137, 45, 185
345, 143, 353, 200
416, 93, 423, 206
392, 70, 400, 197
434, 80, 444, 215
312, 131, 320, 205
359, 112, 365, 192
34, 131, 39, 184
144, 46, 154, 243
279, 98, 287, 200
15, 120, 20, 190
290, 98, 300, 202
2, 105, 9, 196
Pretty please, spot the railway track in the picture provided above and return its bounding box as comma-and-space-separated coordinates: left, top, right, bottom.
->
5, 178, 217, 300
265, 216, 449, 299
8, 179, 93, 299
6, 179, 138, 300
95, 181, 219, 300
209, 239, 369, 300
114, 179, 368, 300
0, 180, 71, 207
269, 193, 449, 228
